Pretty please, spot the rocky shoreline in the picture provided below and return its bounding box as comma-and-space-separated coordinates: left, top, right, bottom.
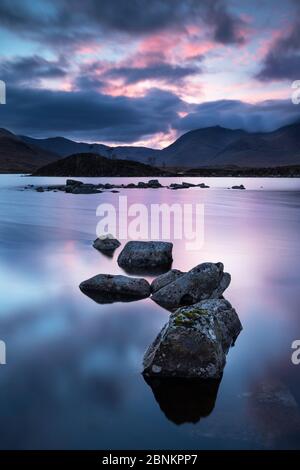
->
23, 178, 246, 193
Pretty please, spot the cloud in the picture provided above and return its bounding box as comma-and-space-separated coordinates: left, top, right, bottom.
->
67, 0, 247, 45
256, 4, 300, 82
0, 55, 68, 86
174, 99, 300, 133
0, 86, 184, 142
0, 0, 248, 47
1, 83, 298, 145
0, 0, 98, 51
257, 52, 300, 81
102, 63, 201, 85
205, 0, 246, 45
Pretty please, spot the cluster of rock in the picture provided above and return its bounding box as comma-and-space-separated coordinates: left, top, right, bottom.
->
170, 182, 209, 189
143, 261, 241, 379
143, 298, 242, 379
24, 178, 220, 193
79, 239, 242, 380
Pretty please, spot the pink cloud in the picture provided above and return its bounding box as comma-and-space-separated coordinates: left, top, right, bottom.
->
180, 41, 214, 59
129, 129, 178, 149
256, 29, 285, 60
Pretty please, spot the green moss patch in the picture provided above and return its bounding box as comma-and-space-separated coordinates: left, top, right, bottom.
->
173, 308, 209, 327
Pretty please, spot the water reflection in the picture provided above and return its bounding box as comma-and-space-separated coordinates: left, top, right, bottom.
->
246, 379, 300, 449
144, 375, 221, 425
1, 175, 300, 449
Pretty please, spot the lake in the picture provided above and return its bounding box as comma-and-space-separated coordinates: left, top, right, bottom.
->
0, 174, 300, 450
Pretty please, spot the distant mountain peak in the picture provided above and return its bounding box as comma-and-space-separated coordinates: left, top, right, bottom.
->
1, 120, 300, 172
0, 128, 18, 139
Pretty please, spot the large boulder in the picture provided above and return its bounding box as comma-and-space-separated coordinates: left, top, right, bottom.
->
66, 179, 83, 186
151, 269, 185, 293
93, 235, 121, 255
117, 241, 173, 273
147, 179, 162, 188
151, 262, 230, 311
79, 274, 150, 303
143, 298, 242, 379
68, 184, 101, 194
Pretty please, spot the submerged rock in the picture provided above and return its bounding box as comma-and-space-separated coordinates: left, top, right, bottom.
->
147, 179, 162, 188
151, 269, 185, 293
79, 274, 150, 303
93, 235, 121, 255
66, 179, 83, 186
169, 182, 209, 190
170, 182, 196, 189
143, 298, 242, 379
169, 183, 184, 190
68, 184, 101, 194
151, 262, 230, 311
117, 241, 173, 273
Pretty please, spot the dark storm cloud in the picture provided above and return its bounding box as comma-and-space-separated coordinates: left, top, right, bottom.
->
65, 0, 246, 44
1, 83, 297, 143
257, 4, 300, 82
75, 75, 106, 92
0, 55, 67, 85
174, 99, 300, 133
0, 86, 184, 142
0, 0, 98, 49
257, 52, 300, 81
0, 0, 247, 46
0, 0, 42, 30
206, 0, 246, 44
102, 63, 201, 85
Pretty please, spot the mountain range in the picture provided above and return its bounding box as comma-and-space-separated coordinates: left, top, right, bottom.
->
0, 121, 299, 172
0, 128, 58, 173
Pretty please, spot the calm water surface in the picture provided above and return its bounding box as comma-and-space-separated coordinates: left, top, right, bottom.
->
0, 175, 300, 449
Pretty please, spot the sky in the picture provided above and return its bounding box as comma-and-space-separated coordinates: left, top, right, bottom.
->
0, 0, 300, 148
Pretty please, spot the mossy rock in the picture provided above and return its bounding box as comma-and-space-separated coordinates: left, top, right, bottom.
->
173, 308, 209, 327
